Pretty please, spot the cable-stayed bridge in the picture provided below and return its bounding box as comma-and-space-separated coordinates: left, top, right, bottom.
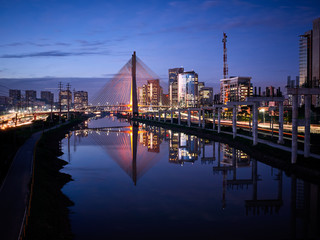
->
89, 51, 169, 112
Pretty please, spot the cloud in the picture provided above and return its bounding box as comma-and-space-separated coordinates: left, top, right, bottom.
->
76, 40, 110, 47
0, 50, 109, 58
0, 41, 72, 48
201, 0, 219, 9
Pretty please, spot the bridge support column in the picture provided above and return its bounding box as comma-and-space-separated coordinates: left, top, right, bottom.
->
188, 109, 191, 127
164, 111, 167, 123
178, 110, 181, 125
198, 109, 201, 127
304, 94, 311, 158
202, 108, 205, 129
291, 94, 298, 164
253, 102, 258, 146
171, 110, 173, 124
154, 113, 156, 121
218, 107, 221, 133
158, 111, 161, 122
232, 106, 237, 139
278, 102, 284, 144
213, 108, 216, 130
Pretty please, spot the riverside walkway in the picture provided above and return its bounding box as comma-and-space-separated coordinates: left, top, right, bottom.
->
0, 123, 68, 240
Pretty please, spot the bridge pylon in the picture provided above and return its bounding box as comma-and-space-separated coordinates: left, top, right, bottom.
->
131, 51, 138, 116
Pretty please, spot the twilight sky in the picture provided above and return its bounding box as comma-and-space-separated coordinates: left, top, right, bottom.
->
0, 0, 320, 97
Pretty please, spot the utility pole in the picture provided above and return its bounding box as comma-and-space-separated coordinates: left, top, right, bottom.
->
58, 82, 63, 123
222, 32, 228, 79
67, 83, 71, 120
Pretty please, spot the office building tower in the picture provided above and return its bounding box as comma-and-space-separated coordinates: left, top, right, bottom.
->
299, 31, 313, 87
25, 90, 36, 101
169, 68, 184, 107
59, 90, 72, 109
220, 76, 252, 104
74, 91, 88, 109
9, 89, 21, 102
313, 17, 320, 86
178, 71, 199, 107
298, 17, 320, 106
199, 87, 213, 106
41, 91, 54, 104
147, 79, 162, 106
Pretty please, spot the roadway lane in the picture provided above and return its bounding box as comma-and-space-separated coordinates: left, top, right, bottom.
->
0, 131, 42, 240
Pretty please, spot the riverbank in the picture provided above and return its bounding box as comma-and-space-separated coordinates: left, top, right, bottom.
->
134, 118, 320, 184
25, 118, 86, 240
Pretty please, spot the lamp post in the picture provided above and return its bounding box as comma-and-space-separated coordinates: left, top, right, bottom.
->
259, 108, 265, 125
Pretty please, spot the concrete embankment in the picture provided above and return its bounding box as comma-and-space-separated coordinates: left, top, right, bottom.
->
134, 118, 320, 184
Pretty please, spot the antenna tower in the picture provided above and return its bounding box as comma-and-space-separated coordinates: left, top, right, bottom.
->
222, 32, 228, 79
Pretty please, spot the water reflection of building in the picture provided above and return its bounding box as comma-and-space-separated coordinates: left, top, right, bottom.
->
220, 144, 250, 167
139, 128, 161, 153
245, 167, 283, 216
213, 143, 252, 209
168, 132, 200, 164
291, 176, 320, 239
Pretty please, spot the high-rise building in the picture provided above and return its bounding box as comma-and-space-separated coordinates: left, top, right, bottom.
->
169, 68, 184, 107
9, 89, 21, 102
147, 79, 162, 106
313, 17, 320, 86
220, 76, 252, 104
298, 17, 320, 106
9, 89, 21, 108
74, 91, 88, 109
299, 31, 313, 87
41, 91, 54, 104
25, 90, 36, 101
199, 87, 213, 106
178, 71, 198, 107
59, 90, 72, 109
138, 85, 147, 106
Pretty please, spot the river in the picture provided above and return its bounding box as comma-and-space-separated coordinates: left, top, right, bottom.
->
60, 116, 320, 239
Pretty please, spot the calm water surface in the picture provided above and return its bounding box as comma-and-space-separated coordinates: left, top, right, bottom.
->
60, 116, 320, 239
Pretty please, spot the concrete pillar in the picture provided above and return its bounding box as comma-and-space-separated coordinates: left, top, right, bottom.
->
218, 107, 221, 133
158, 111, 161, 122
291, 94, 298, 164
253, 103, 258, 146
164, 111, 167, 122
202, 109, 205, 129
198, 109, 201, 127
213, 108, 216, 130
304, 95, 311, 158
171, 109, 173, 124
178, 110, 181, 125
278, 102, 284, 144
154, 113, 156, 121
232, 106, 237, 139
188, 109, 191, 127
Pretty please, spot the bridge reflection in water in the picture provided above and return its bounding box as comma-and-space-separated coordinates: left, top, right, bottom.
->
62, 118, 320, 239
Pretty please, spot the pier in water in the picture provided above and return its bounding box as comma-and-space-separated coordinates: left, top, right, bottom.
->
60, 116, 320, 239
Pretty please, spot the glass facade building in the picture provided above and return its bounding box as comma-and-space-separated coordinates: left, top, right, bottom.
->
299, 31, 313, 87
178, 71, 198, 107
169, 68, 184, 107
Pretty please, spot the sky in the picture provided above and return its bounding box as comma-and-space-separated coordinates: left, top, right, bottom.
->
0, 0, 320, 98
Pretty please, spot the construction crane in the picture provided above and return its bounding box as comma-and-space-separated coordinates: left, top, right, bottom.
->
222, 32, 228, 79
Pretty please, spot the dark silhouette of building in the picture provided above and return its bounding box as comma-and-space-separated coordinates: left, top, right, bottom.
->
41, 91, 54, 104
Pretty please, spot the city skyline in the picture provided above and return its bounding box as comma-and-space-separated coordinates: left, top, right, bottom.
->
1, 0, 320, 95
